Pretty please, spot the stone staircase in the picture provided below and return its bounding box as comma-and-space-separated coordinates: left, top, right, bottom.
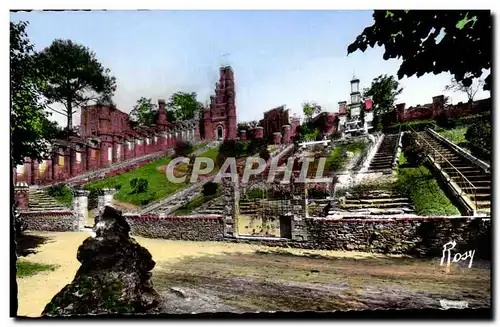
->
417, 131, 491, 216
28, 189, 71, 212
327, 190, 416, 217
367, 134, 400, 173
191, 197, 224, 215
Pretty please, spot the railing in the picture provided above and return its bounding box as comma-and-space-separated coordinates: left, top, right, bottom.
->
408, 125, 478, 211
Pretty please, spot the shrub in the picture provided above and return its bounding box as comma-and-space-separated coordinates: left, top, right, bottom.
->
46, 183, 72, 205
174, 141, 194, 157
202, 182, 219, 197
234, 141, 247, 158
140, 195, 155, 206
258, 148, 271, 161
130, 178, 149, 194
246, 188, 266, 199
465, 119, 491, 151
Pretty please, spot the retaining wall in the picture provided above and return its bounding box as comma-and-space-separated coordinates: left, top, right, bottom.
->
302, 217, 491, 258
125, 214, 224, 241
20, 210, 77, 232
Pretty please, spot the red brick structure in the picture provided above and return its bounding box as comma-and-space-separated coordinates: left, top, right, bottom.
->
200, 66, 237, 141
395, 96, 491, 123
15, 99, 201, 186
257, 105, 299, 144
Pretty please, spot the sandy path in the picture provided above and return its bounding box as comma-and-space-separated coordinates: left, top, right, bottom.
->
15, 231, 398, 317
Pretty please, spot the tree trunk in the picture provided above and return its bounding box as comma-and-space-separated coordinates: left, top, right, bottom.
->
10, 166, 18, 317
67, 99, 74, 177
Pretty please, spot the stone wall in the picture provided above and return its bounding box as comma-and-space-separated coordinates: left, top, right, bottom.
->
302, 217, 491, 259
125, 215, 224, 241
21, 211, 77, 232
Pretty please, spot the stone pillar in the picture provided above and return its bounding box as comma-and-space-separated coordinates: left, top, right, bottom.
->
72, 189, 89, 231
273, 132, 282, 145
103, 188, 116, 207
253, 126, 264, 140
290, 175, 308, 241
282, 125, 291, 144
221, 177, 239, 237
14, 182, 29, 211
240, 130, 247, 141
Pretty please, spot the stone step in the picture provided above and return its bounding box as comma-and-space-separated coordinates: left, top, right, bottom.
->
468, 193, 491, 200
475, 200, 491, 208
341, 202, 412, 209
344, 197, 410, 204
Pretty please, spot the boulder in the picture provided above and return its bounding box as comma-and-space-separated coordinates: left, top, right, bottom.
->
42, 206, 162, 316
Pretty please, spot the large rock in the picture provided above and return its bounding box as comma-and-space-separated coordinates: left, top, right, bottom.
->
42, 206, 162, 316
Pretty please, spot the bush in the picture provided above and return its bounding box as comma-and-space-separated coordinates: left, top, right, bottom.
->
130, 178, 149, 194
140, 195, 156, 206
202, 182, 219, 197
174, 141, 194, 157
259, 148, 271, 161
402, 133, 426, 166
465, 119, 491, 151
246, 188, 266, 199
46, 183, 72, 205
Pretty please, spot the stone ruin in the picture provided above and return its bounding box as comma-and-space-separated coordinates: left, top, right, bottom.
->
42, 206, 162, 316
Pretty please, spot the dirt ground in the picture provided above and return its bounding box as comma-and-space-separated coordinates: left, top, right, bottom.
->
15, 231, 491, 317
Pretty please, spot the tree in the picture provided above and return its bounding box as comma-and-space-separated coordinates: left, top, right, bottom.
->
444, 75, 485, 103
10, 20, 50, 317
302, 102, 322, 121
129, 97, 158, 127
363, 74, 403, 116
37, 39, 117, 134
237, 120, 259, 133
166, 92, 203, 122
348, 10, 491, 91
11, 21, 50, 166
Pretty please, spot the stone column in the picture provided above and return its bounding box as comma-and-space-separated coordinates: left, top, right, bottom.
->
14, 182, 29, 211
72, 189, 89, 231
103, 188, 116, 207
253, 126, 264, 140
221, 177, 239, 237
290, 174, 308, 241
273, 132, 282, 145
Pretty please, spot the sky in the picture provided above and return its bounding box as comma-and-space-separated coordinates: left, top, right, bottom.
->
10, 10, 491, 128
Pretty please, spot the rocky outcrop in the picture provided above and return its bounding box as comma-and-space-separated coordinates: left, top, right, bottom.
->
42, 206, 162, 316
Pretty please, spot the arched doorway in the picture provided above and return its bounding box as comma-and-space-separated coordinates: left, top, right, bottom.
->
216, 125, 224, 140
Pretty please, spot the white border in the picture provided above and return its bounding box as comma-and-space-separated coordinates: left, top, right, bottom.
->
3, 2, 498, 326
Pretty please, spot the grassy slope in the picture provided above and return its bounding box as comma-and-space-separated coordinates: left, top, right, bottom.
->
85, 144, 220, 206
326, 141, 366, 173
396, 153, 460, 216
437, 126, 468, 145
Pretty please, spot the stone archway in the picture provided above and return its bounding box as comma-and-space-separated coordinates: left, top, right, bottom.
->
216, 125, 224, 140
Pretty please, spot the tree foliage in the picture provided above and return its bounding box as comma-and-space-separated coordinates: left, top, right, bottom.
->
37, 39, 117, 133
302, 102, 322, 121
363, 74, 403, 116
166, 92, 203, 122
237, 120, 259, 133
10, 21, 48, 167
444, 75, 485, 102
348, 10, 491, 91
129, 97, 157, 127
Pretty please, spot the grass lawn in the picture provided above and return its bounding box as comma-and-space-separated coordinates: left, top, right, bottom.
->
85, 145, 221, 206
436, 126, 468, 145
17, 260, 57, 278
85, 157, 184, 206
396, 153, 460, 216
